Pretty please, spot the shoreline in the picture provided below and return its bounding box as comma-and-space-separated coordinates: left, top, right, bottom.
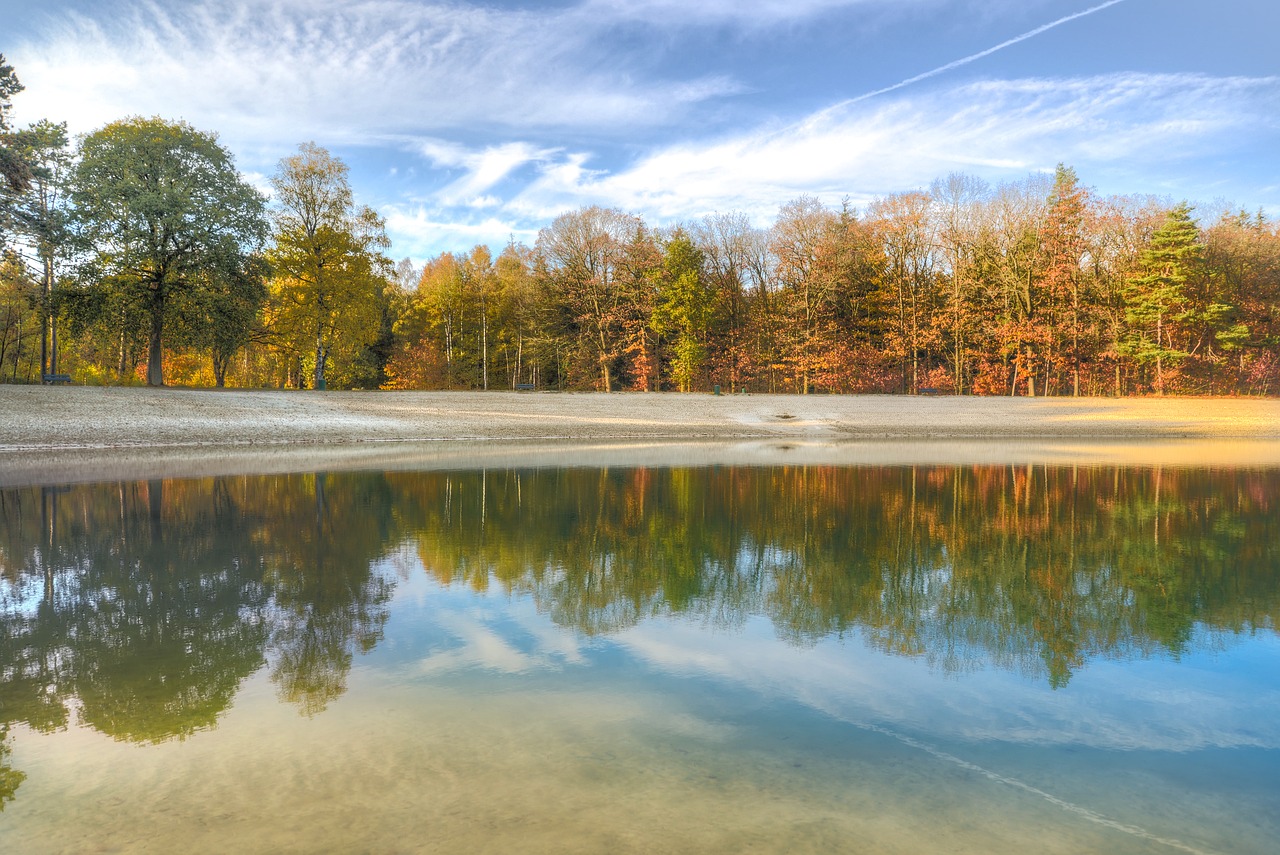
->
3, 387, 1280, 484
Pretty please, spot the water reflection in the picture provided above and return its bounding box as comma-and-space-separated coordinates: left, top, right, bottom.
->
399, 466, 1279, 687
0, 474, 398, 759
1, 464, 1277, 773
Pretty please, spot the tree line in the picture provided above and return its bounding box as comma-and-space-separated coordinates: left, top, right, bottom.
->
397, 179, 1280, 397
4, 54, 1279, 394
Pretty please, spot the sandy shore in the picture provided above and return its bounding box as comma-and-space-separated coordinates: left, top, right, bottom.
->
2, 387, 1279, 484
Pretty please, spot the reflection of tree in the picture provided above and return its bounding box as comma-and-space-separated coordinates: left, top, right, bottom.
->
393, 464, 1280, 686
0, 724, 24, 811
0, 480, 272, 743
0, 472, 401, 751
264, 473, 395, 715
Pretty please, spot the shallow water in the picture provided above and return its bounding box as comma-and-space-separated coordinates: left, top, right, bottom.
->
1, 464, 1277, 853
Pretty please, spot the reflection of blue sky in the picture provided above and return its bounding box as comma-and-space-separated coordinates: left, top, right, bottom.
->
4, 0, 1277, 258
379, 567, 1280, 756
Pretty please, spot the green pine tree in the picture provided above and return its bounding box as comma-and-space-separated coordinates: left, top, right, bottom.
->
1121, 203, 1203, 394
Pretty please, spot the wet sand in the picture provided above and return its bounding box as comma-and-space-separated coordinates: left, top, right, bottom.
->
2, 386, 1279, 485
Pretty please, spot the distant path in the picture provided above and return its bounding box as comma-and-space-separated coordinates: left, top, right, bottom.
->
3, 387, 1280, 450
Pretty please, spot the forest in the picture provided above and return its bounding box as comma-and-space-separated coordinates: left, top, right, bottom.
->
3, 55, 1279, 396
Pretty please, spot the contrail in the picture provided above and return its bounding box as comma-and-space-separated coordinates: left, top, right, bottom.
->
843, 0, 1132, 106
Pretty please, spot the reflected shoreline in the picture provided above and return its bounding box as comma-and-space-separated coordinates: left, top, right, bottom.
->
4, 437, 1280, 489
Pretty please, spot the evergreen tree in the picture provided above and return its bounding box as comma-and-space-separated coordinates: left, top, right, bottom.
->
1122, 203, 1203, 395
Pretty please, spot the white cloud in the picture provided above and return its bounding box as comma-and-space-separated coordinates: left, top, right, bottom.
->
418, 140, 562, 206
383, 206, 539, 259
8, 0, 742, 146
578, 0, 1016, 28
494, 72, 1280, 226
376, 71, 1278, 256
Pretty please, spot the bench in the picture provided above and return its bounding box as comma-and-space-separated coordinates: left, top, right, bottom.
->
42, 374, 71, 385
917, 386, 941, 396
515, 383, 536, 391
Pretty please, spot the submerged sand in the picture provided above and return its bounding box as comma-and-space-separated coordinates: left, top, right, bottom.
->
2, 386, 1279, 485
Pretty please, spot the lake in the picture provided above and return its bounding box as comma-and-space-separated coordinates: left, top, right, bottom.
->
1, 461, 1277, 853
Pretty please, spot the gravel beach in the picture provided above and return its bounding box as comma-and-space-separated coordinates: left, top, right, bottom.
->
2, 386, 1279, 485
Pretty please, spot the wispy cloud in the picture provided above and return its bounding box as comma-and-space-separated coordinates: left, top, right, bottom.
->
383, 207, 540, 260
502, 72, 1279, 221
417, 140, 562, 207
377, 70, 1279, 256
9, 0, 743, 145
582, 0, 878, 25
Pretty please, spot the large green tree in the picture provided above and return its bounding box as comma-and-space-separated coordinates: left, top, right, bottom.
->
70, 117, 267, 386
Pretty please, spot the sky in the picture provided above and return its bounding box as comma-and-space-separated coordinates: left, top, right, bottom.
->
3, 0, 1278, 261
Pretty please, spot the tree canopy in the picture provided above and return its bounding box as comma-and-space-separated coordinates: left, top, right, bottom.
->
68, 117, 267, 386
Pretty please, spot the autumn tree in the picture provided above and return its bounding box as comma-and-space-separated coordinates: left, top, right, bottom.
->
537, 206, 640, 390
977, 176, 1049, 396
0, 252, 39, 381
1039, 165, 1092, 396
770, 197, 838, 393
616, 223, 663, 390
931, 174, 988, 393
268, 142, 390, 390
869, 192, 937, 393
170, 254, 269, 387
692, 212, 769, 392
1202, 212, 1280, 393
69, 118, 267, 386
492, 243, 542, 388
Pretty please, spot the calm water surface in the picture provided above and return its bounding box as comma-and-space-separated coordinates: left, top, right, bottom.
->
1, 464, 1277, 853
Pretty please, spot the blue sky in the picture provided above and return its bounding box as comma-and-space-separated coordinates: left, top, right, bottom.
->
3, 0, 1278, 261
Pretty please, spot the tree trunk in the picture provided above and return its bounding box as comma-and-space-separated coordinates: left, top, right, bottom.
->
147, 299, 165, 386
213, 352, 228, 387
40, 256, 51, 378
50, 313, 59, 375
1155, 312, 1164, 396
314, 323, 327, 390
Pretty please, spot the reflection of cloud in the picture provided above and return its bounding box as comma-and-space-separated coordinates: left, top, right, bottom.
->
418, 621, 534, 675
615, 618, 1280, 753
416, 598, 587, 675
